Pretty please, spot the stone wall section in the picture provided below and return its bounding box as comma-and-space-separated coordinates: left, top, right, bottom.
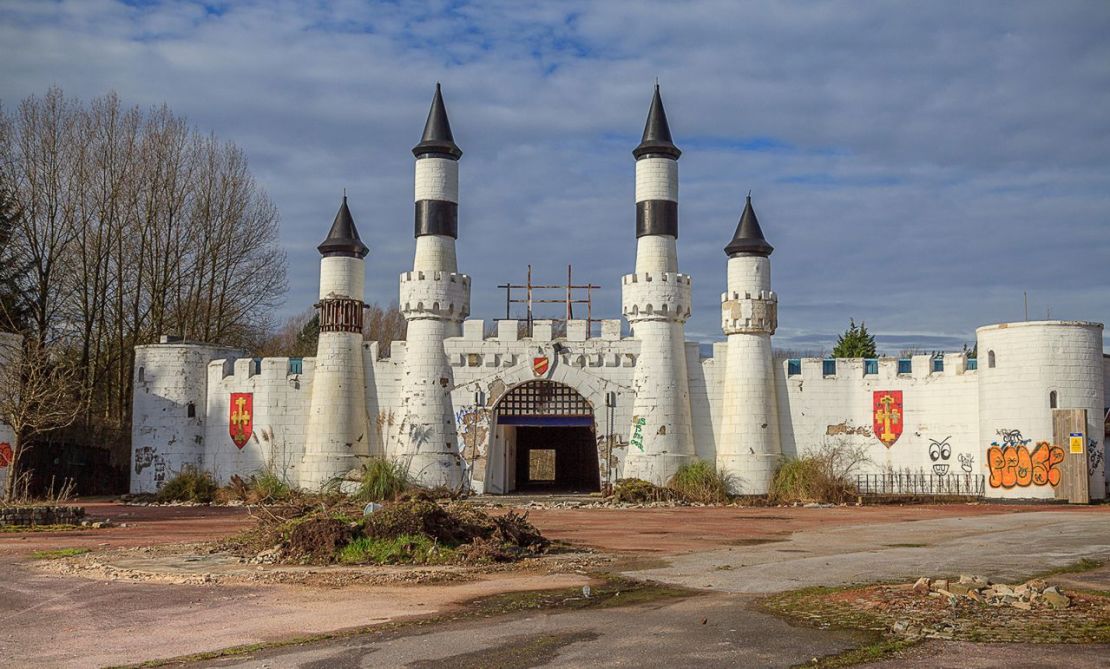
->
776, 354, 980, 486
131, 342, 244, 493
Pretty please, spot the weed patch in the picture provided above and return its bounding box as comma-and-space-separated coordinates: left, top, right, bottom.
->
156, 467, 218, 504
31, 547, 90, 559
668, 460, 732, 504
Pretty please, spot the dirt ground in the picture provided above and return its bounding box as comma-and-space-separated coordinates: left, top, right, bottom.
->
0, 499, 1058, 559
1, 500, 1107, 668
523, 502, 1086, 554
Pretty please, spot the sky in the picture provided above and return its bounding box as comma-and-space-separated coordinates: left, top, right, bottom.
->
2, 0, 1108, 354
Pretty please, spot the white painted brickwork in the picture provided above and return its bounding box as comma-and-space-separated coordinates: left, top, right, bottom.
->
622, 272, 692, 323
635, 158, 678, 202
634, 236, 678, 273
718, 254, 780, 494
777, 355, 981, 486
413, 235, 458, 273
414, 158, 459, 203
399, 271, 470, 322
206, 356, 313, 486
301, 332, 370, 489
977, 321, 1106, 500
131, 343, 244, 493
319, 256, 364, 300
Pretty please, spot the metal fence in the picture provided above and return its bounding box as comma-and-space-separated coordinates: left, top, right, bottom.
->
855, 472, 985, 497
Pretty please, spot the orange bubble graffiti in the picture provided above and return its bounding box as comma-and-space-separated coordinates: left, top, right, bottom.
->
988, 441, 1064, 488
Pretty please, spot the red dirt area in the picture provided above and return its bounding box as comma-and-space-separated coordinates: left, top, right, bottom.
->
522, 504, 1106, 556
0, 498, 253, 557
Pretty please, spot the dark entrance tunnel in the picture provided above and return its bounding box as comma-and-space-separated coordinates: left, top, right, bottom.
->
493, 380, 600, 493
513, 425, 600, 492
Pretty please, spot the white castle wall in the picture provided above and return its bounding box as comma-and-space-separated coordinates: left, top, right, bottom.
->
776, 354, 981, 486
0, 333, 21, 492
977, 321, 1106, 500
205, 356, 314, 486
131, 341, 244, 493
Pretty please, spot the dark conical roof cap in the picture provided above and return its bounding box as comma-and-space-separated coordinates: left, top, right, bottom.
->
317, 195, 369, 258
725, 194, 774, 257
412, 83, 462, 159
633, 83, 681, 160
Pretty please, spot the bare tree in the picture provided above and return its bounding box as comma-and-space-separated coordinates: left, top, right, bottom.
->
0, 87, 288, 490
0, 338, 86, 501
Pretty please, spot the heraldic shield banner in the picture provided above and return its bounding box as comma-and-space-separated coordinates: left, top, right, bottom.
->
873, 390, 903, 448
229, 392, 253, 449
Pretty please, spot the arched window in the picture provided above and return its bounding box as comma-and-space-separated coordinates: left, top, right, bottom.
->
187, 402, 196, 418
1049, 391, 1057, 409
988, 350, 996, 368
137, 366, 145, 382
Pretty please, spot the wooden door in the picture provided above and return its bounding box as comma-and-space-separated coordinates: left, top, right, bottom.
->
1053, 408, 1090, 504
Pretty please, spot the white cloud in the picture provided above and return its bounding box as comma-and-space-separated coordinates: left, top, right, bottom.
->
1, 0, 1107, 349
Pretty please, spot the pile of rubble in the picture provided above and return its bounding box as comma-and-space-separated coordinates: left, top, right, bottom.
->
912, 574, 1071, 610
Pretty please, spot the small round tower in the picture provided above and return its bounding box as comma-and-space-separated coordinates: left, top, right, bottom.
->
621, 84, 696, 485
131, 338, 243, 494
716, 195, 781, 494
299, 197, 372, 490
977, 320, 1105, 500
395, 84, 470, 489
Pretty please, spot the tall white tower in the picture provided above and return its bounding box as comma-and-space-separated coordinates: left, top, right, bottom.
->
717, 195, 781, 494
621, 85, 696, 485
395, 84, 470, 489
299, 197, 371, 489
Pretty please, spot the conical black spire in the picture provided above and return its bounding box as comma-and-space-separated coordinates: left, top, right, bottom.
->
725, 195, 774, 257
317, 195, 369, 258
412, 83, 462, 159
633, 84, 681, 160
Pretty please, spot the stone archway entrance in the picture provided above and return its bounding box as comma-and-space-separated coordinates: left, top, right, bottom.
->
488, 380, 599, 494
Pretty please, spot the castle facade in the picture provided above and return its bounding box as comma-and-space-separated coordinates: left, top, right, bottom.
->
128, 86, 1109, 502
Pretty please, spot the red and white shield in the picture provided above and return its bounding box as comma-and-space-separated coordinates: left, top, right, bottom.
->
532, 356, 550, 377
873, 390, 903, 448
229, 393, 253, 449
0, 442, 12, 468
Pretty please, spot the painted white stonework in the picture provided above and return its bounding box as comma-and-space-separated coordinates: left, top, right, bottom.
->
414, 157, 459, 203
128, 129, 1109, 501
300, 252, 370, 489
717, 254, 780, 494
635, 158, 678, 202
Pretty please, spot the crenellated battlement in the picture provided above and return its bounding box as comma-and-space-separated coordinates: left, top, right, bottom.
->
621, 271, 692, 323
721, 290, 778, 335
399, 271, 471, 322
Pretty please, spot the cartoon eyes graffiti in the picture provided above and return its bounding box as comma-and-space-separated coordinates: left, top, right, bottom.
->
928, 437, 952, 476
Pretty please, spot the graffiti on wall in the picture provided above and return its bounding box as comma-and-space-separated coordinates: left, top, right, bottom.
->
454, 406, 491, 463
928, 437, 952, 476
630, 416, 646, 452
987, 429, 1065, 488
958, 452, 974, 474
872, 391, 903, 448
1089, 439, 1104, 477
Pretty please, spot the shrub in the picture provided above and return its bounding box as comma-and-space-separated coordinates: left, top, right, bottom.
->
219, 471, 293, 504
156, 467, 218, 503
356, 458, 411, 502
668, 460, 732, 504
770, 439, 869, 505
613, 478, 676, 503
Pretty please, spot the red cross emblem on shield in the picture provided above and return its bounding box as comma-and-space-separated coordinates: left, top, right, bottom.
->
229, 393, 253, 449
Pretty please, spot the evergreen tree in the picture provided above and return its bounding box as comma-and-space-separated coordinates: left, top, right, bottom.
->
832, 319, 877, 358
